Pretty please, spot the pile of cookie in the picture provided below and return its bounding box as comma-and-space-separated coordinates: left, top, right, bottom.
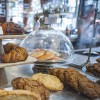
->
1, 67, 99, 100
29, 49, 63, 62
11, 74, 64, 100
10, 67, 100, 99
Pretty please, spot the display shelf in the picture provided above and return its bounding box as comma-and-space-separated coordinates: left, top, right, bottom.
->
0, 35, 27, 39
0, 56, 37, 69
0, 34, 27, 86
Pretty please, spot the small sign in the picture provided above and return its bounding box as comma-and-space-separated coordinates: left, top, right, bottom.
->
0, 26, 3, 35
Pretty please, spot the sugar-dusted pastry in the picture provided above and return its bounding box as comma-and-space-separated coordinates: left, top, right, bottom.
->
49, 67, 100, 98
11, 77, 49, 100
0, 90, 41, 100
32, 73, 64, 91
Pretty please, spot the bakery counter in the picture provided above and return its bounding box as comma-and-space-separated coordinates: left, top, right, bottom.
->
0, 47, 100, 100
3, 64, 99, 100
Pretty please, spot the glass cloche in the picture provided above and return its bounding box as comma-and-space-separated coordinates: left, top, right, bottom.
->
21, 25, 74, 64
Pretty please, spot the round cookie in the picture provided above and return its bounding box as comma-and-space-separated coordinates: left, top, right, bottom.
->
32, 73, 64, 91
37, 51, 55, 61
12, 77, 49, 100
30, 49, 45, 58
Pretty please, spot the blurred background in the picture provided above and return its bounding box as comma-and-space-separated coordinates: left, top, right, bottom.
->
0, 0, 100, 49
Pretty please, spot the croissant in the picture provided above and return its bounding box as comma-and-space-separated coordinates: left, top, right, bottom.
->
2, 43, 28, 63
3, 43, 18, 53
49, 67, 100, 99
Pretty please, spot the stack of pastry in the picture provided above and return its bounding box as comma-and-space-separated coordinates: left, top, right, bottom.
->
49, 67, 100, 99
2, 43, 28, 63
29, 49, 62, 62
2, 22, 25, 35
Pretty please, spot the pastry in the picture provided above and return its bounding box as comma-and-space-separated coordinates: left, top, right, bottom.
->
48, 56, 63, 61
0, 90, 41, 100
2, 43, 28, 63
3, 43, 18, 53
37, 51, 55, 61
29, 49, 61, 62
96, 58, 100, 63
2, 22, 24, 35
49, 68, 67, 83
11, 77, 49, 100
30, 49, 45, 58
86, 63, 100, 77
32, 73, 64, 91
49, 67, 100, 98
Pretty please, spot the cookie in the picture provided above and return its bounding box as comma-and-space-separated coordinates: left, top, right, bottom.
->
49, 56, 63, 61
30, 49, 45, 58
0, 90, 41, 100
37, 51, 55, 61
32, 73, 64, 91
11, 77, 49, 100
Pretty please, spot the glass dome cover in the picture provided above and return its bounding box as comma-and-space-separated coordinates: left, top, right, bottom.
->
21, 25, 74, 64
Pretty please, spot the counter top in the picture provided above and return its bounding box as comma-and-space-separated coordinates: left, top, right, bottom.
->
1, 47, 100, 100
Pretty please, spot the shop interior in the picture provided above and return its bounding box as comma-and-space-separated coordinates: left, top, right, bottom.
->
0, 0, 100, 49
0, 0, 100, 100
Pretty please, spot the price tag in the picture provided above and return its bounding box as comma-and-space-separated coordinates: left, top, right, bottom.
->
0, 26, 3, 35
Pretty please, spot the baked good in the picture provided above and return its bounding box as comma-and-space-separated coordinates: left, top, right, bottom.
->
2, 22, 24, 35
48, 56, 63, 61
0, 90, 41, 100
49, 67, 100, 98
2, 43, 28, 63
86, 63, 100, 77
30, 49, 45, 58
29, 49, 62, 61
11, 77, 49, 100
96, 58, 100, 63
49, 68, 67, 83
32, 73, 64, 91
3, 43, 18, 53
37, 51, 55, 61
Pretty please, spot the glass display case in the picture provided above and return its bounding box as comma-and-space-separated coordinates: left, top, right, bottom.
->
21, 24, 74, 63
21, 23, 74, 72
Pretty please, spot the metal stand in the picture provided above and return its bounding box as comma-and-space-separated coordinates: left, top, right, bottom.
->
0, 39, 8, 86
32, 64, 53, 73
